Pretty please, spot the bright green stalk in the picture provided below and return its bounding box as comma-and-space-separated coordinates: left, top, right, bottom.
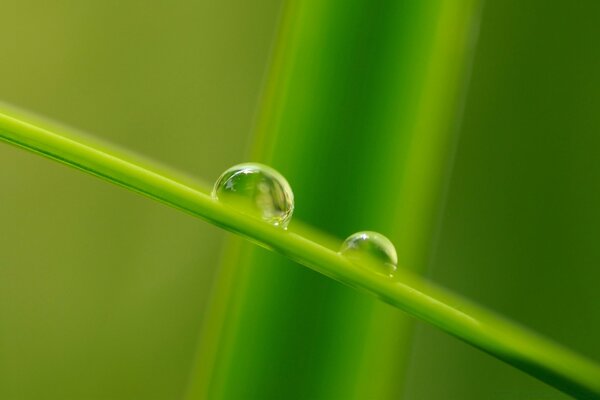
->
1, 110, 600, 398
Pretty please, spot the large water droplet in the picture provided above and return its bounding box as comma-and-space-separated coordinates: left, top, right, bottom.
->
340, 231, 398, 275
212, 163, 294, 228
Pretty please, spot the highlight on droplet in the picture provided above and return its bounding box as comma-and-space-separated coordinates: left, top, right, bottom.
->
212, 163, 294, 229
339, 231, 398, 276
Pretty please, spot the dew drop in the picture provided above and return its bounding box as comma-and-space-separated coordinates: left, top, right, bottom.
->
212, 163, 294, 228
339, 231, 398, 276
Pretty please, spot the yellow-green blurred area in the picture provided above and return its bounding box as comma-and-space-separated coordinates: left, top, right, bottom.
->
0, 1, 599, 399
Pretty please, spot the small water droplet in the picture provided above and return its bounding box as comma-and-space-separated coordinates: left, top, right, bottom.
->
340, 231, 397, 275
212, 163, 294, 228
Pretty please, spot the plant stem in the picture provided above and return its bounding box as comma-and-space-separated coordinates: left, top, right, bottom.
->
1, 111, 599, 398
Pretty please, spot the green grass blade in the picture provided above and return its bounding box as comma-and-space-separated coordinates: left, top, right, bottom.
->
1, 111, 600, 398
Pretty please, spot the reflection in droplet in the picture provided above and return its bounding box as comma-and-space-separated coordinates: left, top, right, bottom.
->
340, 231, 397, 276
212, 163, 294, 229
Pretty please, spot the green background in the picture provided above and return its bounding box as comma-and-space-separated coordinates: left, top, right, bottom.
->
0, 1, 598, 399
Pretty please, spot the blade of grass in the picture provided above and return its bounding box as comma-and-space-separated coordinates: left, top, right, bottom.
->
1, 111, 600, 398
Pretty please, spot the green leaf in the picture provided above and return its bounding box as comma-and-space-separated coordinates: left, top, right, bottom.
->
189, 0, 484, 398
1, 109, 599, 399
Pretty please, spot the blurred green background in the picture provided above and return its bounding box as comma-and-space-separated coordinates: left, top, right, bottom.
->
0, 1, 598, 399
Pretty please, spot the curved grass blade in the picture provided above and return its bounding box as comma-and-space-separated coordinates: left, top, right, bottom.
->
0, 111, 599, 399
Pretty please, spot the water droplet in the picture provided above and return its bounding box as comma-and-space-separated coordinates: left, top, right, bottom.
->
339, 231, 397, 275
212, 163, 294, 228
